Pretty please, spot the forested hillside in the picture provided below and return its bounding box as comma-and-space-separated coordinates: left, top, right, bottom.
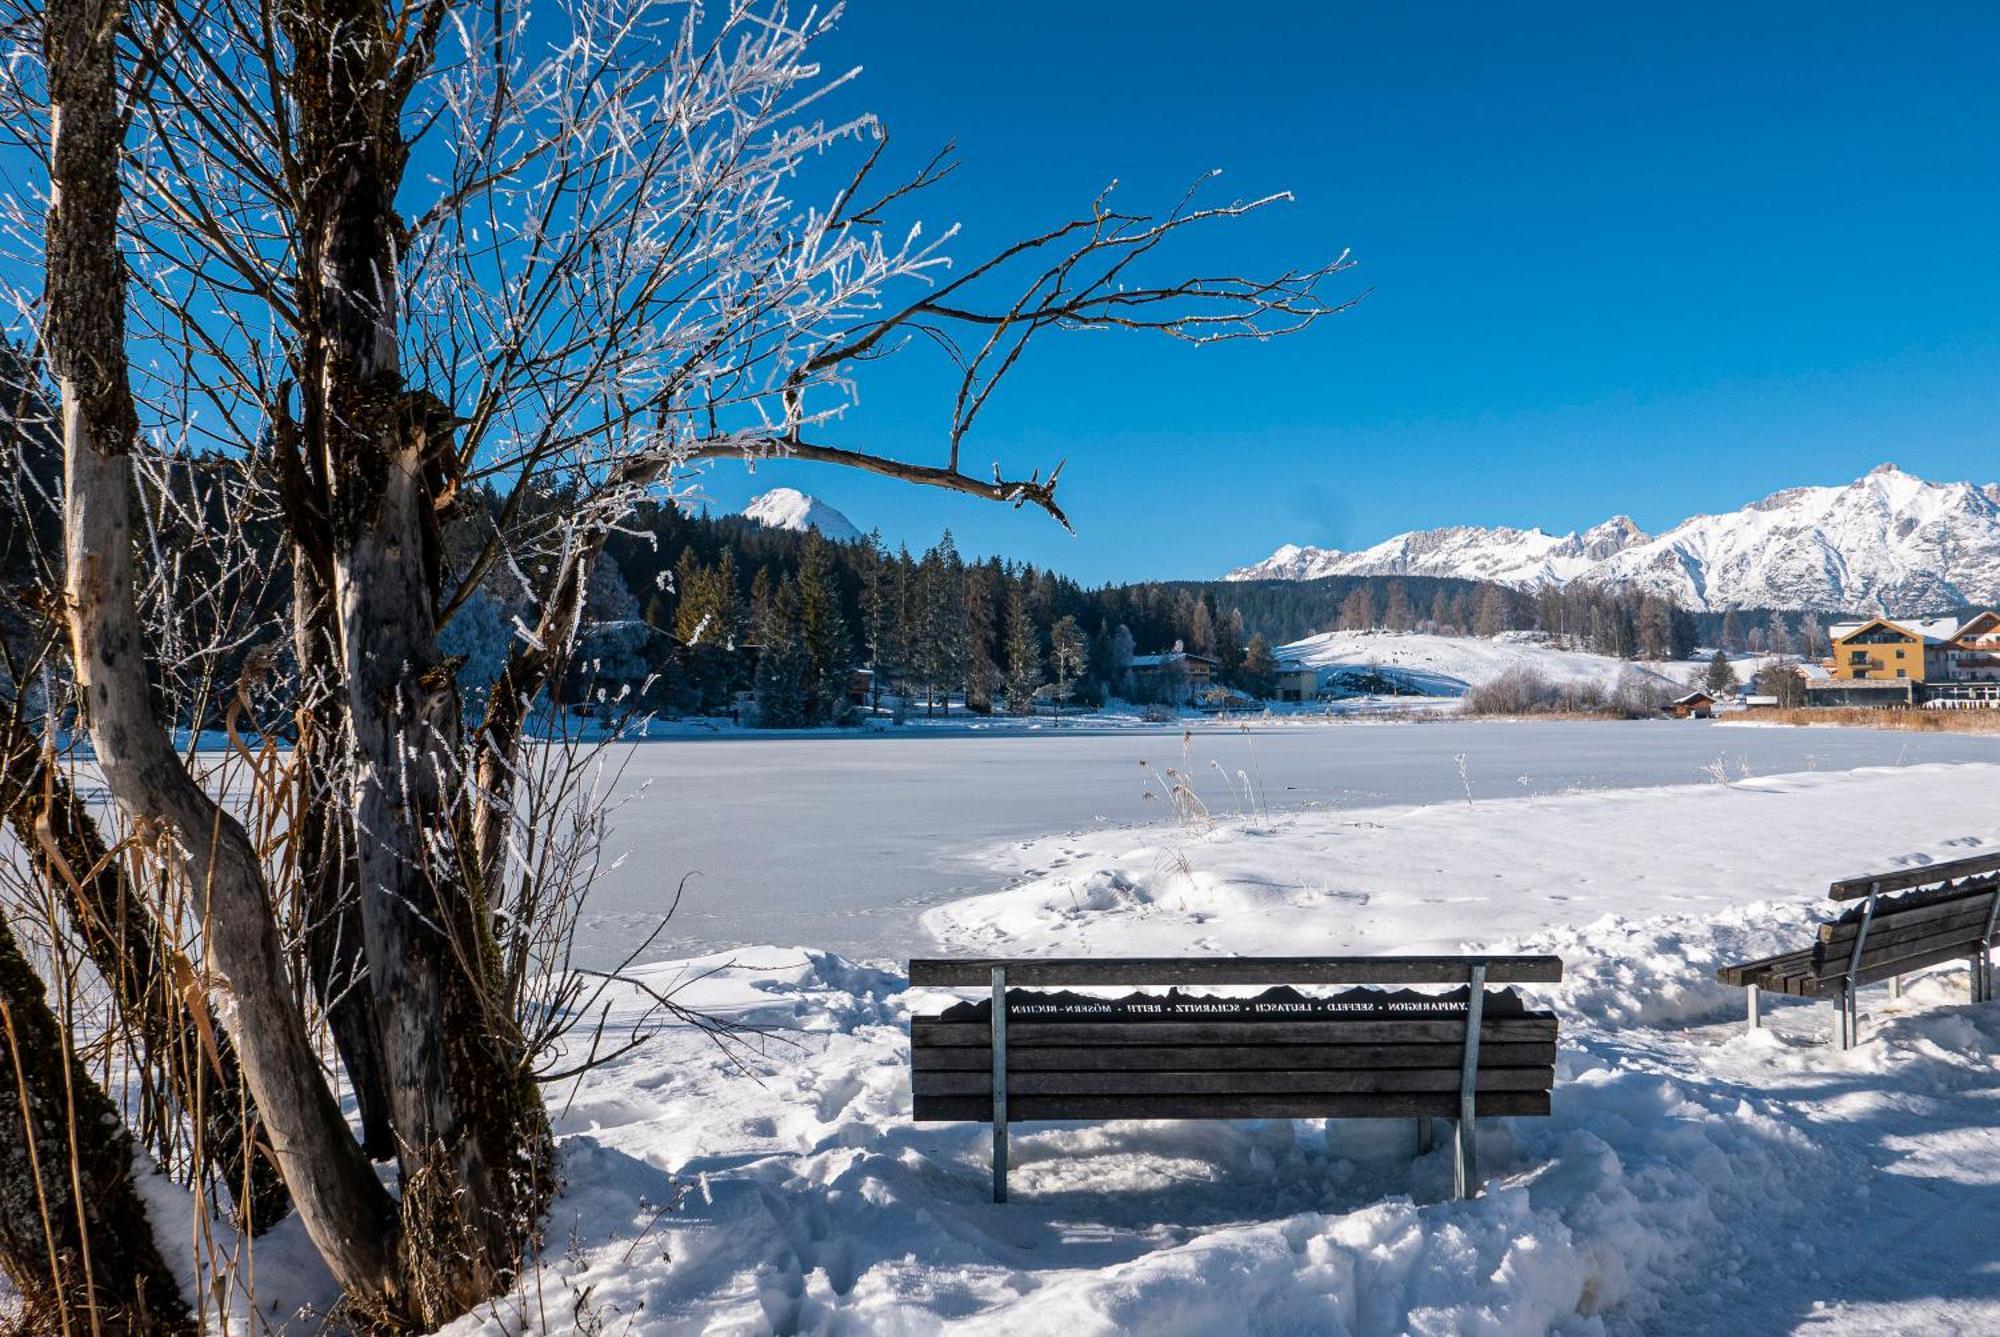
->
444, 490, 1710, 724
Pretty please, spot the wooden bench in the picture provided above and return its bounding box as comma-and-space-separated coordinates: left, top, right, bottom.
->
908, 955, 1563, 1202
1717, 850, 2000, 1048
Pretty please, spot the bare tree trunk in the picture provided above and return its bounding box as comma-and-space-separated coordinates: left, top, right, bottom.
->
290, 556, 395, 1161
44, 0, 401, 1304
283, 0, 550, 1312
0, 915, 194, 1335
0, 716, 292, 1232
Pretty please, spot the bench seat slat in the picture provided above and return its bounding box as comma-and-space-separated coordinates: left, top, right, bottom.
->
912, 1091, 1553, 1122
913, 1067, 1555, 1099
1717, 949, 1813, 987
913, 1041, 1559, 1072
909, 956, 1564, 987
912, 1016, 1558, 1047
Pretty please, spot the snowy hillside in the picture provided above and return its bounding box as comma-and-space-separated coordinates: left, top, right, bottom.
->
1277, 629, 1693, 697
740, 487, 861, 542
1230, 463, 2000, 613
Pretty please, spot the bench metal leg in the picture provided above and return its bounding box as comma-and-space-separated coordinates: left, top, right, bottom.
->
1454, 964, 1487, 1200
1453, 1118, 1477, 1200
1889, 974, 1902, 1001
1835, 983, 1851, 1051
1416, 1115, 1433, 1155
991, 965, 1008, 1203
1973, 953, 1985, 1005
1746, 984, 1760, 1031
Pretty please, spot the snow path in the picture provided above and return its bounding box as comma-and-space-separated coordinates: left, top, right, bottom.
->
401, 762, 2000, 1335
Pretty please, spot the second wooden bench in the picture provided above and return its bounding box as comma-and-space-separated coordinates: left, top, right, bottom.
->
1717, 850, 2000, 1048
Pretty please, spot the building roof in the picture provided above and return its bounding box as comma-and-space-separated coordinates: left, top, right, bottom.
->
1672, 690, 1715, 705
1129, 651, 1220, 669
1828, 615, 1966, 645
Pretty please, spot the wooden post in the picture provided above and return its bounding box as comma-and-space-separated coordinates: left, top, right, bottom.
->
1454, 963, 1487, 1200
991, 965, 1008, 1203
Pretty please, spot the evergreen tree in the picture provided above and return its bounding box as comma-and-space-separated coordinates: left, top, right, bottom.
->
1050, 614, 1088, 725
963, 562, 998, 712
747, 564, 773, 633
917, 534, 967, 714
859, 533, 896, 711
1720, 607, 1744, 652
1241, 632, 1280, 698
796, 531, 853, 724
1703, 648, 1739, 695
672, 547, 710, 642
891, 547, 919, 700
753, 577, 808, 727
1003, 586, 1043, 714
713, 547, 742, 647
1214, 607, 1246, 683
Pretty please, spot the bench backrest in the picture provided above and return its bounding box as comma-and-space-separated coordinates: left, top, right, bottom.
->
909, 956, 1561, 1124
1828, 850, 2000, 900
1810, 876, 2000, 988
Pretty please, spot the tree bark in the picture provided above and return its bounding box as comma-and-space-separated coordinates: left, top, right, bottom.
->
0, 915, 194, 1335
44, 0, 401, 1304
290, 555, 395, 1162
283, 0, 551, 1313
0, 715, 292, 1232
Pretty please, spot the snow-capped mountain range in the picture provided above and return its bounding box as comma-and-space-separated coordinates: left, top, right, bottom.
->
1227, 464, 2000, 613
740, 487, 861, 543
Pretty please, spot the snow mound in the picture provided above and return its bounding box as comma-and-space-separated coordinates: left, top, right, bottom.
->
741, 487, 861, 542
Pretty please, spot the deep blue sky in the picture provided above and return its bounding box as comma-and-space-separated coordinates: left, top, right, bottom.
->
693, 3, 2000, 583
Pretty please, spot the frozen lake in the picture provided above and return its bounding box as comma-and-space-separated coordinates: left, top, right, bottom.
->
577, 719, 2000, 968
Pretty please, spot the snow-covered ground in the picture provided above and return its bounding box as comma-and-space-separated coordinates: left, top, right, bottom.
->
1274, 629, 1766, 700
376, 760, 2000, 1335
565, 720, 1993, 967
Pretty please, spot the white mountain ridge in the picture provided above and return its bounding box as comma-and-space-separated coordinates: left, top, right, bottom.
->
1227, 464, 2000, 613
740, 487, 861, 543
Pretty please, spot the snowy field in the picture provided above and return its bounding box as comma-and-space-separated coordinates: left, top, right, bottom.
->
322, 758, 2000, 1336
574, 721, 2000, 967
